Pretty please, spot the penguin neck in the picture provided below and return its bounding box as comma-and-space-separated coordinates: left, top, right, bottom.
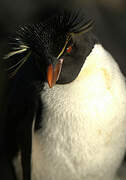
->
41, 43, 126, 121
74, 44, 111, 84
40, 43, 119, 125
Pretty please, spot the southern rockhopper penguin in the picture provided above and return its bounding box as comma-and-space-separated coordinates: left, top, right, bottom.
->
4, 9, 126, 180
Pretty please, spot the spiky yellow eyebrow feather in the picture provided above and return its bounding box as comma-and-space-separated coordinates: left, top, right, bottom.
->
73, 19, 94, 35
4, 45, 29, 60
8, 51, 31, 78
57, 19, 94, 59
57, 34, 71, 59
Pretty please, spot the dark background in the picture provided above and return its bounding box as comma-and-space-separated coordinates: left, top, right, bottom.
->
0, 0, 126, 179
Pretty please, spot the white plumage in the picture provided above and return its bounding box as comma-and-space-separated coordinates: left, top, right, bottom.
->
32, 44, 126, 180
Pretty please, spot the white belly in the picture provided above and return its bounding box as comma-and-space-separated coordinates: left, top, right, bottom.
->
32, 45, 126, 180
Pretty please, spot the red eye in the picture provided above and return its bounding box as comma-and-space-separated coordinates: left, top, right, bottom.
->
66, 46, 72, 53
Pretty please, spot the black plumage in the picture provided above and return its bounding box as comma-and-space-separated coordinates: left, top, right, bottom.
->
3, 8, 96, 180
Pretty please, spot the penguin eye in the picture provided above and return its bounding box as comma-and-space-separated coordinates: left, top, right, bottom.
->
66, 46, 72, 54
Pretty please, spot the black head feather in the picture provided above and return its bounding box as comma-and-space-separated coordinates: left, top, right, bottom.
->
17, 8, 93, 55
4, 9, 94, 79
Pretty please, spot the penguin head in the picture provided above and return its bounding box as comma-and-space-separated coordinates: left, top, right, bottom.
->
5, 9, 96, 87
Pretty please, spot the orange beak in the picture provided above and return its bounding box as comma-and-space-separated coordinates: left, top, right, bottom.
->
47, 59, 63, 88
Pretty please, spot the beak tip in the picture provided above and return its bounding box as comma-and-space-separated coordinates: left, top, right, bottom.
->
48, 82, 53, 88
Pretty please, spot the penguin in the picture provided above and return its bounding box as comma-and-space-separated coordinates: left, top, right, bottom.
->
4, 8, 126, 180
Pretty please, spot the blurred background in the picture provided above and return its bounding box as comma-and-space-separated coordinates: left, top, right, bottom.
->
0, 0, 126, 179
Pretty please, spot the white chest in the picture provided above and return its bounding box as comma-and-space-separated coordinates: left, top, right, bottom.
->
32, 45, 126, 180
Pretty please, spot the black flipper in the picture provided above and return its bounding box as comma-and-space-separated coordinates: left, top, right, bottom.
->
20, 110, 33, 180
